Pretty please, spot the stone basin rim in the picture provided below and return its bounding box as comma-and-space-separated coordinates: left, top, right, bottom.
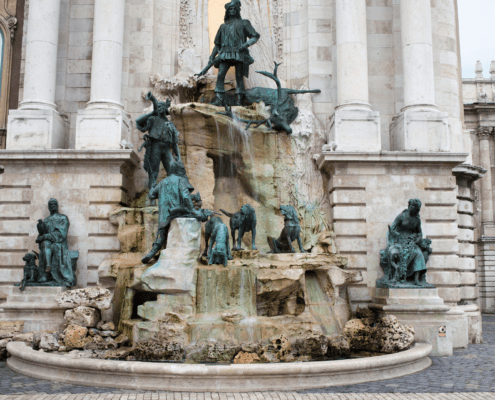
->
6, 342, 432, 391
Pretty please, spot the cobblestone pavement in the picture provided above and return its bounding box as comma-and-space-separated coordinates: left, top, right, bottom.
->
1, 315, 495, 398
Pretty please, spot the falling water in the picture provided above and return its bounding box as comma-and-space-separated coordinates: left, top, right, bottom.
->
305, 271, 342, 336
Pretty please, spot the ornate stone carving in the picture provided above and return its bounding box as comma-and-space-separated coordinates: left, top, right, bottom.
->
179, 0, 194, 49
490, 60, 495, 80
7, 16, 16, 41
476, 126, 494, 139
270, 0, 283, 62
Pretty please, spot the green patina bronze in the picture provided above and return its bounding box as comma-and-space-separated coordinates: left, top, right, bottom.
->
219, 63, 321, 134
377, 199, 435, 289
18, 198, 78, 290
141, 161, 218, 264
136, 92, 181, 191
195, 0, 260, 106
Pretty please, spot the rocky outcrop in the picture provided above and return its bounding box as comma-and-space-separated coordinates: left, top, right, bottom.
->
62, 325, 91, 349
258, 335, 293, 363
0, 321, 24, 339
256, 269, 305, 317
0, 338, 11, 360
293, 334, 328, 359
233, 351, 260, 364
185, 340, 239, 363
343, 310, 414, 354
326, 335, 351, 359
133, 341, 185, 362
64, 306, 101, 328
39, 333, 60, 352
56, 287, 112, 310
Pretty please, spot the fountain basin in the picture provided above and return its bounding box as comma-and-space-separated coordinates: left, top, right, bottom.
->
7, 341, 432, 391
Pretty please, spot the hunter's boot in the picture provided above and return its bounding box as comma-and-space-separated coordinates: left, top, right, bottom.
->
236, 93, 245, 106
212, 92, 225, 107
141, 242, 162, 264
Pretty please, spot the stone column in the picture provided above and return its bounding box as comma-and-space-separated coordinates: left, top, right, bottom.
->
6, 0, 66, 149
75, 0, 131, 150
329, 0, 381, 152
390, 0, 450, 152
478, 127, 494, 225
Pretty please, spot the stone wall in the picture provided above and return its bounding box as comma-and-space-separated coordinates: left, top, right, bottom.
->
0, 151, 137, 318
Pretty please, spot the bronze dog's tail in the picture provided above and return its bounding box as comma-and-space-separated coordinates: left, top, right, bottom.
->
220, 209, 234, 218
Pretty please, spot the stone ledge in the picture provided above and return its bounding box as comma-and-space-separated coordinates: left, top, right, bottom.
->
6, 341, 432, 391
0, 149, 139, 166
316, 151, 468, 171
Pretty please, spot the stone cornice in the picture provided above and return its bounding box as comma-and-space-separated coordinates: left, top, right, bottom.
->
316, 151, 468, 172
0, 149, 140, 167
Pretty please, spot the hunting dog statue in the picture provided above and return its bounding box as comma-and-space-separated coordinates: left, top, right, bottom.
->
267, 205, 306, 253
208, 221, 233, 266
20, 252, 40, 291
220, 204, 257, 250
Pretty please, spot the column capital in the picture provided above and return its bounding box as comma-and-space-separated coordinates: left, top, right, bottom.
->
476, 126, 495, 139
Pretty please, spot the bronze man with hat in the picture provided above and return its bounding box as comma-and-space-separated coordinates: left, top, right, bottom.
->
209, 0, 260, 106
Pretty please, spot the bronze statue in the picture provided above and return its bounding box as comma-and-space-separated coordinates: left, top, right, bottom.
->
267, 205, 306, 253
19, 252, 40, 291
377, 199, 435, 288
220, 204, 257, 250
34, 199, 78, 287
208, 220, 233, 267
196, 0, 260, 106
136, 92, 181, 190
142, 161, 216, 264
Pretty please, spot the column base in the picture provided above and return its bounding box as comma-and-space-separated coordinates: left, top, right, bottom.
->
329, 108, 381, 152
370, 288, 453, 356
6, 109, 66, 149
390, 109, 450, 151
75, 108, 131, 150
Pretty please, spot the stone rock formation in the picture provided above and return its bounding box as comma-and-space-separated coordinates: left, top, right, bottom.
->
293, 334, 328, 359
233, 351, 260, 364
62, 325, 91, 349
39, 333, 60, 352
56, 287, 112, 310
343, 310, 415, 354
185, 340, 239, 363
0, 321, 23, 339
64, 306, 101, 328
133, 341, 185, 361
258, 335, 293, 363
326, 335, 351, 359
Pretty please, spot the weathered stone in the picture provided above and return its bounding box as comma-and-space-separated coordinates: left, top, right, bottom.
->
293, 334, 328, 359
12, 332, 35, 346
378, 315, 415, 354
99, 330, 119, 337
63, 325, 90, 349
258, 335, 294, 363
0, 338, 12, 359
343, 319, 381, 352
233, 351, 260, 364
88, 328, 99, 336
114, 334, 129, 347
39, 333, 60, 352
256, 269, 305, 317
64, 306, 101, 328
104, 347, 133, 359
56, 287, 112, 310
356, 307, 377, 326
58, 346, 67, 352
83, 335, 118, 351
0, 321, 24, 339
185, 340, 239, 363
133, 341, 184, 361
97, 321, 115, 331
326, 335, 351, 359
240, 342, 260, 353
221, 311, 243, 324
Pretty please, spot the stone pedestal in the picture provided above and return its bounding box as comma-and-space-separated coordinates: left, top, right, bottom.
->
139, 218, 201, 294
0, 287, 67, 332
390, 110, 450, 152
369, 288, 453, 356
75, 109, 131, 150
7, 109, 66, 149
329, 108, 381, 152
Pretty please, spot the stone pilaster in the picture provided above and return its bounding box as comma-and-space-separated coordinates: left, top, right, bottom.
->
6, 0, 66, 149
75, 0, 131, 150
390, 0, 450, 152
329, 0, 380, 152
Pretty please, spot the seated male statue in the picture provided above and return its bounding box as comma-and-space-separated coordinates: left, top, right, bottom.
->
208, 0, 260, 106
136, 92, 181, 190
142, 160, 213, 263
36, 198, 77, 287
377, 198, 434, 288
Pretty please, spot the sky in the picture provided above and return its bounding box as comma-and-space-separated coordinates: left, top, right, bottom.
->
458, 0, 495, 79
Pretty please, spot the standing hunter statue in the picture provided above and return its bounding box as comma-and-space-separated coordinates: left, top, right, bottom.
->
196, 0, 260, 106
136, 92, 181, 191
